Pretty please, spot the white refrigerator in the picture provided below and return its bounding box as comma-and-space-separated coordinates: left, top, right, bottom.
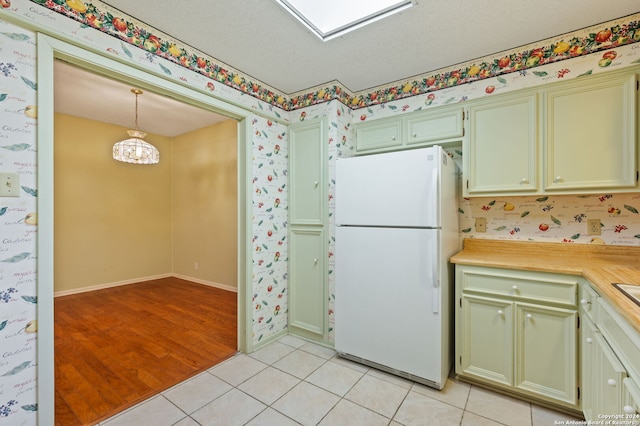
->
334, 145, 459, 390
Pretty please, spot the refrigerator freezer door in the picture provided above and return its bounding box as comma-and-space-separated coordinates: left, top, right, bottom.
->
335, 147, 441, 228
335, 226, 448, 387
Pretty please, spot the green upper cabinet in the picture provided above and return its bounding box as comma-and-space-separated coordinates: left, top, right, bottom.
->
289, 117, 327, 225
355, 106, 464, 154
462, 67, 639, 196
465, 92, 538, 195
405, 106, 464, 146
544, 72, 637, 192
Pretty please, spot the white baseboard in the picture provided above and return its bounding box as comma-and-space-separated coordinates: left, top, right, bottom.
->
54, 274, 237, 297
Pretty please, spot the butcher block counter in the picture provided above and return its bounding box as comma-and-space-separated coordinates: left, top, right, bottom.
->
450, 238, 640, 333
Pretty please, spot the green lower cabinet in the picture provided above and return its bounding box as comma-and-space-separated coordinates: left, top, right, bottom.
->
459, 295, 514, 386
288, 228, 326, 340
455, 265, 579, 410
593, 332, 628, 416
515, 303, 577, 405
623, 378, 640, 416
581, 315, 598, 421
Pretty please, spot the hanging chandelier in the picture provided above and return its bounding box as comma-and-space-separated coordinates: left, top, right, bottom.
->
112, 88, 160, 165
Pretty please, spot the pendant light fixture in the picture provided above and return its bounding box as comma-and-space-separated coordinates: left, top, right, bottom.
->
112, 88, 160, 164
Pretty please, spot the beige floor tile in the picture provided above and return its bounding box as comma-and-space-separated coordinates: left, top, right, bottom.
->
245, 407, 301, 426
273, 349, 327, 379
238, 366, 300, 405
209, 354, 268, 386
344, 374, 409, 418
250, 341, 297, 365
273, 381, 340, 426
173, 417, 201, 426
101, 395, 187, 426
191, 388, 266, 426
278, 334, 307, 348
330, 354, 371, 373
465, 386, 532, 426
411, 377, 471, 409
319, 399, 389, 426
461, 411, 504, 426
305, 360, 365, 396
366, 368, 414, 389
531, 404, 584, 426
162, 372, 233, 414
299, 341, 337, 360
393, 391, 464, 426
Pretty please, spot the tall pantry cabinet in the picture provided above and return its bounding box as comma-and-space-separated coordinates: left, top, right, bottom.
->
288, 116, 329, 343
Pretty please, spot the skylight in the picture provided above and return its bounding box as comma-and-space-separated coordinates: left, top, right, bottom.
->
275, 0, 416, 41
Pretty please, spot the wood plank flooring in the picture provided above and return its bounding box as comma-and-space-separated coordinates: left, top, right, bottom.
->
54, 277, 237, 426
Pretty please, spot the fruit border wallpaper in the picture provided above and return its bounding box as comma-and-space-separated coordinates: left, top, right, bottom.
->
1, 1, 640, 423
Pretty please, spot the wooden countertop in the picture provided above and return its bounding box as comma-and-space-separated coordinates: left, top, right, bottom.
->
450, 239, 640, 333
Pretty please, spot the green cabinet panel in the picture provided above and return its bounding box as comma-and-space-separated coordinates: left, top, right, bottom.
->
465, 92, 538, 195
623, 378, 640, 416
289, 117, 326, 225
459, 295, 513, 386
515, 303, 577, 404
288, 228, 325, 337
544, 73, 637, 191
355, 116, 402, 152
405, 106, 463, 145
593, 332, 627, 416
582, 315, 598, 421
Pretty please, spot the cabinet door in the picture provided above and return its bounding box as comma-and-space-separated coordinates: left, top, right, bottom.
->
458, 295, 513, 386
289, 117, 326, 225
544, 73, 637, 191
593, 332, 627, 417
355, 116, 402, 152
465, 92, 538, 195
406, 107, 463, 146
515, 303, 577, 405
288, 229, 325, 338
581, 315, 598, 421
623, 378, 640, 417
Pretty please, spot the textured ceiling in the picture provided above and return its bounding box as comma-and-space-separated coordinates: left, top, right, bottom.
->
99, 0, 640, 94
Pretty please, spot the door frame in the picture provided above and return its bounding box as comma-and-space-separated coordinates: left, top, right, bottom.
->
36, 34, 254, 422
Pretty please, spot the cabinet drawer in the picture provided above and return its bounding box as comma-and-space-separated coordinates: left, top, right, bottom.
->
597, 298, 640, 382
355, 117, 402, 152
405, 107, 463, 145
579, 280, 600, 321
459, 266, 577, 306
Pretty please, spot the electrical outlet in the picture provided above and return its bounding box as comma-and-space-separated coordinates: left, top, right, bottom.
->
0, 173, 20, 197
475, 217, 486, 233
587, 219, 601, 235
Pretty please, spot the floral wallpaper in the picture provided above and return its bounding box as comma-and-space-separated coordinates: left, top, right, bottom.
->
250, 117, 289, 343
1, 0, 640, 423
0, 19, 38, 424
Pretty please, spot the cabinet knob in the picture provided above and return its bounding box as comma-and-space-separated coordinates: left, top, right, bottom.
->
497, 310, 504, 315
623, 405, 636, 414
313, 258, 318, 264
607, 379, 617, 387
586, 337, 593, 344
314, 181, 319, 187
412, 133, 417, 138
391, 136, 396, 141
554, 176, 562, 183
519, 178, 529, 184
512, 285, 518, 291
580, 299, 590, 305
526, 313, 533, 319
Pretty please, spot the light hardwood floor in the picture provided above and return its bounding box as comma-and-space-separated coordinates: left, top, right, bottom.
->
54, 277, 237, 426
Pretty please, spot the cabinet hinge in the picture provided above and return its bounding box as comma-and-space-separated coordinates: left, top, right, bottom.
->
460, 355, 462, 365
577, 386, 580, 400
462, 111, 465, 120
637, 170, 639, 182
466, 180, 469, 189
459, 298, 462, 308
577, 316, 580, 329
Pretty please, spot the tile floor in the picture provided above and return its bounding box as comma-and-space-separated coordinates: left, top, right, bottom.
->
100, 335, 583, 426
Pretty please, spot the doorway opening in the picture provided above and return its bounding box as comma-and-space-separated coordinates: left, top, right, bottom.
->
37, 34, 252, 423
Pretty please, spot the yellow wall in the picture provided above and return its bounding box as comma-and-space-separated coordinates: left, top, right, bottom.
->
53, 114, 238, 293
54, 113, 173, 292
172, 120, 238, 288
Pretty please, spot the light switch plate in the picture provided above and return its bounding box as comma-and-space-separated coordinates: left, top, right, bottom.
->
0, 173, 20, 197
